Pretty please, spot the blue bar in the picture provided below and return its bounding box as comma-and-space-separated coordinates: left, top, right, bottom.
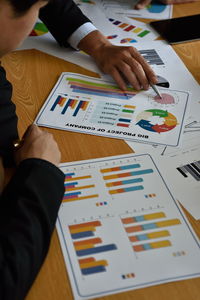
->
120, 164, 140, 170
73, 100, 84, 117
64, 181, 78, 187
137, 234, 148, 241
76, 244, 117, 256
65, 173, 75, 177
131, 169, 153, 176
143, 243, 152, 250
61, 99, 72, 115
118, 118, 131, 123
50, 95, 62, 111
135, 215, 145, 222
121, 178, 143, 185
124, 185, 144, 192
71, 231, 94, 239
64, 191, 81, 197
81, 265, 106, 275
142, 223, 157, 230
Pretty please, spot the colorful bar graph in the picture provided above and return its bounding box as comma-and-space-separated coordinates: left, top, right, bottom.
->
79, 258, 108, 275
76, 244, 117, 256
125, 219, 181, 233
109, 185, 144, 194
129, 230, 170, 242
66, 77, 136, 100
101, 164, 141, 173
122, 212, 166, 224
108, 18, 150, 39
102, 168, 153, 180
106, 178, 143, 187
133, 240, 171, 252
61, 99, 78, 114
50, 95, 67, 111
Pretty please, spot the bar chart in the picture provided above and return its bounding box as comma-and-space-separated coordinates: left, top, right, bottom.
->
66, 76, 137, 100
69, 220, 117, 275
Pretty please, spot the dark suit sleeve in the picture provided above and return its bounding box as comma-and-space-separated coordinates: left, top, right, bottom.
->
0, 158, 65, 300
39, 0, 91, 47
0, 66, 18, 166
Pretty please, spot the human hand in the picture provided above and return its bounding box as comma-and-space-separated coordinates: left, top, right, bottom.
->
14, 125, 61, 167
78, 31, 157, 91
134, 0, 197, 9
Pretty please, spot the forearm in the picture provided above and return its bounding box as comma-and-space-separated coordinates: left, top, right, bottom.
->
0, 158, 64, 300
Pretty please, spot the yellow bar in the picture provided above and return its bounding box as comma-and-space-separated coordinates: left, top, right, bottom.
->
74, 244, 94, 251
82, 101, 89, 111
59, 97, 66, 107
103, 174, 118, 180
133, 27, 142, 33
70, 226, 96, 234
71, 99, 78, 109
144, 212, 166, 221
63, 194, 98, 202
147, 230, 170, 239
79, 260, 108, 269
124, 105, 136, 109
66, 184, 95, 191
65, 175, 91, 182
156, 219, 181, 227
150, 240, 171, 249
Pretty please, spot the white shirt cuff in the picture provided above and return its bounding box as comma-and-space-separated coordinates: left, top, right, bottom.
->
67, 22, 97, 50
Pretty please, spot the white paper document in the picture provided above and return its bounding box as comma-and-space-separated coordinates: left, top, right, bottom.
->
156, 141, 200, 220
79, 0, 173, 20
35, 72, 190, 147
57, 153, 200, 300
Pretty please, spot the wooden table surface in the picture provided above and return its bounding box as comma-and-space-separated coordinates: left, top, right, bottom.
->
2, 2, 200, 300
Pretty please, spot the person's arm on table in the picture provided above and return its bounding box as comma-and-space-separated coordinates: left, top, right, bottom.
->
40, 0, 157, 90
0, 125, 65, 300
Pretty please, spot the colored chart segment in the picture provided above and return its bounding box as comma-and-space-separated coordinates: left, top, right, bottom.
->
154, 93, 175, 104
69, 221, 117, 275
90, 102, 135, 128
101, 163, 153, 196
66, 77, 137, 100
109, 18, 150, 39
50, 95, 89, 117
136, 109, 178, 133
63, 172, 98, 202
120, 38, 137, 43
177, 160, 200, 181
30, 22, 48, 36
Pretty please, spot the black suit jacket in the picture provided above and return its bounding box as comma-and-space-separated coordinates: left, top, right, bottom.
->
40, 0, 91, 47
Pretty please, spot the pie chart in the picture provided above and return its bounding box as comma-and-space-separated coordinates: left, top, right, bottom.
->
147, 3, 166, 13
136, 109, 177, 133
30, 22, 48, 36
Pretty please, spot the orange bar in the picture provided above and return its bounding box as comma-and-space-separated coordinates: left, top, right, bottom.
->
122, 217, 134, 224
65, 184, 95, 191
74, 243, 94, 251
119, 23, 128, 28
58, 97, 66, 106
73, 237, 102, 247
129, 236, 138, 242
78, 257, 95, 264
65, 175, 91, 182
70, 99, 78, 109
69, 220, 101, 230
133, 245, 144, 252
81, 101, 89, 111
125, 225, 142, 233
63, 194, 98, 202
109, 188, 124, 194
69, 226, 96, 234
106, 181, 122, 187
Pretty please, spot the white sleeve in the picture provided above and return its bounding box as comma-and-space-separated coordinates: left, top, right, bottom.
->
67, 22, 97, 50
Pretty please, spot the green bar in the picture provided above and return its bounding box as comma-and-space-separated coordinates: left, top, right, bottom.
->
138, 30, 150, 37
122, 109, 134, 113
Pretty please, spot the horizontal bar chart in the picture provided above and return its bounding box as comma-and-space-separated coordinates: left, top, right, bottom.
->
122, 212, 166, 224
66, 77, 136, 100
129, 230, 170, 242
133, 240, 171, 252
125, 219, 181, 233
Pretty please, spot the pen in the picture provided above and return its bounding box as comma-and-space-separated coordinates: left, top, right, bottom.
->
150, 83, 162, 99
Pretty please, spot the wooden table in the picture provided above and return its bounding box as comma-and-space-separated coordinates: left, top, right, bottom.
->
2, 2, 200, 300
